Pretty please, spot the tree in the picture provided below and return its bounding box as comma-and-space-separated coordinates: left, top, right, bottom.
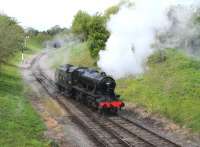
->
71, 11, 112, 59
0, 14, 24, 64
71, 11, 91, 41
104, 5, 120, 19
46, 25, 67, 36
87, 15, 110, 58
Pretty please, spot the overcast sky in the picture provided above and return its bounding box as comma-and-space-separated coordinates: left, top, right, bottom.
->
0, 0, 120, 31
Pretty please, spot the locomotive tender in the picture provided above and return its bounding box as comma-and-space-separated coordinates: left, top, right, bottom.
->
55, 64, 124, 113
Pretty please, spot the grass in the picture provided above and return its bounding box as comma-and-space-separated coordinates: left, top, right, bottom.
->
26, 35, 52, 54
20, 36, 48, 62
48, 41, 95, 69
67, 42, 95, 67
0, 42, 48, 146
116, 49, 200, 132
26, 37, 44, 53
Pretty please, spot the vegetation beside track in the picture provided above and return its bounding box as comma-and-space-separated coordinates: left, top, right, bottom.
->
0, 14, 24, 66
0, 17, 53, 146
26, 33, 52, 54
117, 49, 200, 132
48, 42, 95, 69
0, 53, 48, 146
26, 35, 47, 52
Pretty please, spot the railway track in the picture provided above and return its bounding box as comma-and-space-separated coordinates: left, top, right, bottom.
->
30, 53, 181, 147
108, 116, 178, 147
73, 102, 155, 147
72, 100, 180, 147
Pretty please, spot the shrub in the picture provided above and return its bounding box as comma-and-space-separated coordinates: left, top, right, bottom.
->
0, 14, 24, 65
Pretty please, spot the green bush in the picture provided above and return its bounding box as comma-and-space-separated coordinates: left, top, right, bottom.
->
71, 11, 91, 41
87, 15, 110, 58
104, 5, 120, 19
71, 11, 110, 59
0, 14, 24, 65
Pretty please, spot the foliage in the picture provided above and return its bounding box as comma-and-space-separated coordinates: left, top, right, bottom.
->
87, 15, 110, 58
26, 32, 52, 52
193, 8, 200, 24
26, 27, 39, 36
0, 53, 48, 146
0, 14, 24, 65
116, 49, 200, 132
71, 11, 92, 41
35, 32, 52, 45
46, 25, 69, 36
71, 11, 110, 59
104, 5, 120, 19
27, 26, 68, 37
26, 26, 69, 52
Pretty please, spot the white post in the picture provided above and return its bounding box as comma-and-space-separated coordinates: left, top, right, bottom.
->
22, 53, 24, 61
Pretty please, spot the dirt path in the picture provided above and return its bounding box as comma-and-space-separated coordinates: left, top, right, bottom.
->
21, 50, 97, 147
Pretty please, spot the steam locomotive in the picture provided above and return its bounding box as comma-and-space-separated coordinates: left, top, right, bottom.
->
55, 64, 124, 113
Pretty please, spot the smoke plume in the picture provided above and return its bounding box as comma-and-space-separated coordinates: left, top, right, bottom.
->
98, 0, 200, 79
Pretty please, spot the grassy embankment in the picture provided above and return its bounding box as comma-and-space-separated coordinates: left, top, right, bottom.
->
117, 49, 200, 132
26, 36, 46, 53
54, 43, 200, 132
48, 42, 94, 69
0, 39, 48, 146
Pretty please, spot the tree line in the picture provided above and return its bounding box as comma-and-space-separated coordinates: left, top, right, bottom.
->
0, 14, 69, 67
26, 26, 69, 48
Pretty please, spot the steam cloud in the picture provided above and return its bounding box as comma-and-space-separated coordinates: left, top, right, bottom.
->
98, 0, 200, 79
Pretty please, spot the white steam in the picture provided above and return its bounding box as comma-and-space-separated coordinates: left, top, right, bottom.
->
98, 0, 199, 79
156, 4, 200, 55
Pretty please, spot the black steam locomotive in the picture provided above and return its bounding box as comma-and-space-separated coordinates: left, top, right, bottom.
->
55, 64, 124, 113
